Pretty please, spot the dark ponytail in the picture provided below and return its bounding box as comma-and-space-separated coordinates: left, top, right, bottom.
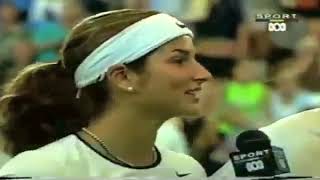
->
0, 62, 109, 155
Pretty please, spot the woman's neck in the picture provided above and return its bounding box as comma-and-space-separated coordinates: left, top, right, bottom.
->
86, 106, 164, 166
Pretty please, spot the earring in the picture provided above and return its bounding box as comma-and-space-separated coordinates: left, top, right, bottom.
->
128, 87, 133, 91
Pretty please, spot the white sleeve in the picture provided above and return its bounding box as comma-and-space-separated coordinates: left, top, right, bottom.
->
0, 150, 65, 177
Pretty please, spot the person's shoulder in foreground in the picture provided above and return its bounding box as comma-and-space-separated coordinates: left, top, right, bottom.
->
260, 108, 320, 176
261, 108, 320, 132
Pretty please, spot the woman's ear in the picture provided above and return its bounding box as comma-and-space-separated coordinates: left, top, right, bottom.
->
107, 65, 138, 92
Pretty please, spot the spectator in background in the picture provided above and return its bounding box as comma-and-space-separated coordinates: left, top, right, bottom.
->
31, 0, 110, 63
0, 0, 31, 87
29, 20, 67, 62
0, 0, 29, 61
0, 0, 31, 21
0, 39, 35, 95
270, 59, 320, 121
62, 0, 90, 29
29, 0, 82, 63
28, 0, 64, 22
222, 60, 271, 137
276, 0, 320, 92
5, 40, 35, 79
296, 21, 320, 91
29, 0, 110, 23
62, 0, 109, 29
27, 0, 66, 62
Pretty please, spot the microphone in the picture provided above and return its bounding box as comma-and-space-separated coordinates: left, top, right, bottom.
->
229, 130, 290, 177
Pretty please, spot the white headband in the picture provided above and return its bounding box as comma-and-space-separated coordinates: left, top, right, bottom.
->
74, 13, 193, 89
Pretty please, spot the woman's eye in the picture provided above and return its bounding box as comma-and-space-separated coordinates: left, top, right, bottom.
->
172, 57, 188, 64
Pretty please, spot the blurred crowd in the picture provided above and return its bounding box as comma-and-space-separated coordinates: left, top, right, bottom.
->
1, 0, 320, 176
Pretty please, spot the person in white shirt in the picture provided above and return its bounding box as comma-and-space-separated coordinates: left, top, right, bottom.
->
0, 9, 210, 178
212, 108, 320, 179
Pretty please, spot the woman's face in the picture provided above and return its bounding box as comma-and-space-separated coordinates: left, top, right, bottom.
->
133, 36, 211, 118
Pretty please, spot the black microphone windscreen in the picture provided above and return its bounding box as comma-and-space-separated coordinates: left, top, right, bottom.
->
236, 130, 271, 151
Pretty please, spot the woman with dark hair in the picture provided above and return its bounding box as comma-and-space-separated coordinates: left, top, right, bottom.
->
0, 9, 211, 178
